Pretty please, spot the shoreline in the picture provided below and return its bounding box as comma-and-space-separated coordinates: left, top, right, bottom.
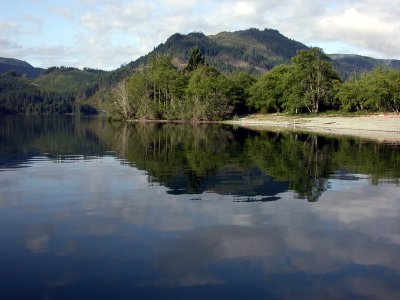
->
124, 113, 400, 143
224, 114, 400, 143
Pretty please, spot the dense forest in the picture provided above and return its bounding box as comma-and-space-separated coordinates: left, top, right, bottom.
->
0, 65, 137, 115
0, 73, 75, 114
107, 47, 400, 121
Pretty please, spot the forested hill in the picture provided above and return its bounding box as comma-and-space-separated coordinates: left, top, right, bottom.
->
0, 57, 43, 79
329, 54, 400, 78
132, 28, 309, 73
128, 28, 400, 77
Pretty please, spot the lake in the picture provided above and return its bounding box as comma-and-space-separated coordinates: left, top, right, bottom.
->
0, 116, 399, 300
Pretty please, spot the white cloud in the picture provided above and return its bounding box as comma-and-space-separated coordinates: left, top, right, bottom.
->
234, 2, 256, 16
0, 38, 80, 67
0, 21, 20, 33
0, 37, 20, 48
50, 7, 74, 20
314, 7, 400, 57
25, 15, 43, 27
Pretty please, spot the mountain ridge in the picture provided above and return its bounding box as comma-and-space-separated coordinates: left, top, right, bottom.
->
0, 57, 43, 79
328, 53, 400, 77
131, 28, 310, 74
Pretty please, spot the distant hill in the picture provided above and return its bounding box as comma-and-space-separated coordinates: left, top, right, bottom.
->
33, 67, 101, 93
0, 57, 43, 79
328, 54, 400, 78
0, 73, 75, 115
125, 28, 400, 78
131, 28, 309, 73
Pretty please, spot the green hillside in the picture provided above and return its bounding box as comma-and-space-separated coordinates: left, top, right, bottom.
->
33, 67, 100, 93
0, 73, 75, 114
135, 28, 309, 73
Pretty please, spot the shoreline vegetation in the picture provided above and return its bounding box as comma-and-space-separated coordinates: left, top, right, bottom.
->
113, 46, 400, 142
106, 47, 399, 129
2, 46, 399, 143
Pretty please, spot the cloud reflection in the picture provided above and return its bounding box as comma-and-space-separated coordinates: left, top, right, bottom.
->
25, 224, 54, 253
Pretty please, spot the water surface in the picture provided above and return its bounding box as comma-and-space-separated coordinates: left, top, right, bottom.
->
0, 116, 399, 299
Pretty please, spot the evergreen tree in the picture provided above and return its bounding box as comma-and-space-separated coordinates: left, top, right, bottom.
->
184, 47, 206, 72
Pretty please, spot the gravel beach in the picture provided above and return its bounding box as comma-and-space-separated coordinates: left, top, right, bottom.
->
226, 114, 400, 143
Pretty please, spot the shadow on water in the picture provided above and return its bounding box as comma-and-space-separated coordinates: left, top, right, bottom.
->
0, 116, 109, 168
1, 116, 400, 202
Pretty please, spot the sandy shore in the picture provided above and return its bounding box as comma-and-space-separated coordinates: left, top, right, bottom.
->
225, 114, 400, 143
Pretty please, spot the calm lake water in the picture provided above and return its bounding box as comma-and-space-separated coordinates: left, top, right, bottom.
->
0, 116, 400, 300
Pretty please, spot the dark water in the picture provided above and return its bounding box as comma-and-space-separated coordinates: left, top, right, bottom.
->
0, 116, 400, 300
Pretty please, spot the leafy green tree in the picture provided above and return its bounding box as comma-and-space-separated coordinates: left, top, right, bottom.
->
336, 72, 370, 112
108, 52, 235, 121
336, 68, 400, 113
184, 65, 233, 121
289, 47, 341, 113
146, 55, 186, 118
228, 72, 256, 115
386, 69, 400, 113
365, 68, 400, 113
127, 72, 157, 119
248, 64, 292, 113
111, 55, 188, 120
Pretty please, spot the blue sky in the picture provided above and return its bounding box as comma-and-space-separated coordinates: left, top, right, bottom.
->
1, 0, 399, 70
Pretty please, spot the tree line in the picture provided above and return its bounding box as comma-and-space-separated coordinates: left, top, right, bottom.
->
248, 48, 400, 114
0, 73, 75, 114
107, 47, 400, 121
105, 48, 255, 121
1, 46, 399, 117
0, 62, 137, 115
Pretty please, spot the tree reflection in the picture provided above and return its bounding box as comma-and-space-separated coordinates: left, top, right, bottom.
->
100, 123, 241, 194
100, 123, 400, 202
244, 132, 337, 201
2, 116, 399, 201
